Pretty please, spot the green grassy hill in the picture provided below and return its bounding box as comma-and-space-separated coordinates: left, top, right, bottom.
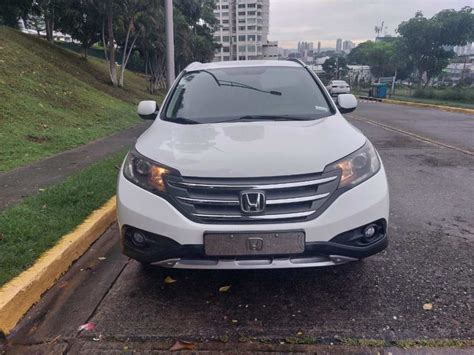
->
0, 27, 161, 172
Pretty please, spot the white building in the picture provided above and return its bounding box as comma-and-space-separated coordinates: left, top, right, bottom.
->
213, 0, 270, 61
263, 40, 278, 59
443, 62, 473, 84
347, 65, 372, 83
454, 43, 474, 56
343, 40, 355, 53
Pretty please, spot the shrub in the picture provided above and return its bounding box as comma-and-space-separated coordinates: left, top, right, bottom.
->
413, 87, 474, 102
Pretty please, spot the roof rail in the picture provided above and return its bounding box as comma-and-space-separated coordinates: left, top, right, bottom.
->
286, 58, 307, 67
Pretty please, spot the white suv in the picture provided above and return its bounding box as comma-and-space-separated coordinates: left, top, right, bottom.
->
117, 60, 389, 270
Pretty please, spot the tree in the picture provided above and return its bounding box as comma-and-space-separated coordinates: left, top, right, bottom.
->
322, 56, 348, 81
348, 41, 398, 80
100, 0, 118, 86
397, 7, 474, 86
174, 0, 219, 70
56, 0, 102, 59
32, 0, 65, 42
0, 0, 32, 27
114, 0, 159, 87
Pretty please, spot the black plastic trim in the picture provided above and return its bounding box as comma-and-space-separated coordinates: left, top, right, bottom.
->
121, 223, 388, 264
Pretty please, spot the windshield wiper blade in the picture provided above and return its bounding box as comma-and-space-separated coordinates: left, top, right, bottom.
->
232, 115, 311, 122
166, 117, 200, 125
198, 70, 282, 96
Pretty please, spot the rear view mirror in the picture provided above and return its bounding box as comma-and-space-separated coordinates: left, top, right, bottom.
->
137, 100, 159, 120
336, 94, 357, 114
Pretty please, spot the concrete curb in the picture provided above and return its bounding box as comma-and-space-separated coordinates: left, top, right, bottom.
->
0, 197, 117, 336
383, 99, 474, 115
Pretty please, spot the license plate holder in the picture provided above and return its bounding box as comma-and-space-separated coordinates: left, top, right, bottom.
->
204, 231, 305, 256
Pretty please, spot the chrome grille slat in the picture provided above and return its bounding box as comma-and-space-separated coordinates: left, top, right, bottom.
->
193, 210, 316, 220
169, 175, 337, 190
266, 192, 330, 205
177, 196, 240, 206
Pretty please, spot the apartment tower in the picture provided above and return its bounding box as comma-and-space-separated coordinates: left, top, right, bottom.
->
213, 0, 270, 61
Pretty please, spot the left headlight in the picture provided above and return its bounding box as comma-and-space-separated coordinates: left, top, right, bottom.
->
123, 149, 179, 194
325, 140, 381, 189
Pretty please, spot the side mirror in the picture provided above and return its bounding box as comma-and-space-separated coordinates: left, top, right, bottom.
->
336, 94, 358, 114
137, 100, 159, 120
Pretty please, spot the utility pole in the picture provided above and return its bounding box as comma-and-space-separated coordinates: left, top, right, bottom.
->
165, 0, 175, 88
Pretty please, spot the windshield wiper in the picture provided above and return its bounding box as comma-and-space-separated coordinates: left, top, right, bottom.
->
198, 70, 282, 96
229, 115, 314, 122
166, 117, 200, 125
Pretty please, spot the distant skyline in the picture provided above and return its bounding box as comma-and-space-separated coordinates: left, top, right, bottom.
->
269, 0, 471, 49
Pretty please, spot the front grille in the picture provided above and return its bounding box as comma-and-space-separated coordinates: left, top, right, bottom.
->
165, 172, 340, 224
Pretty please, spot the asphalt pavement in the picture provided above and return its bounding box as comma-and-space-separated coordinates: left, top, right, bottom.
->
3, 102, 474, 354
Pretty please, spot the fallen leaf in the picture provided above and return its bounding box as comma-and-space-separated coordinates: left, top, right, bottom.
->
98, 257, 106, 261
169, 340, 196, 351
38, 188, 45, 192
231, 319, 238, 324
164, 276, 177, 284
0, 233, 4, 241
219, 285, 231, 293
78, 322, 96, 331
423, 303, 433, 310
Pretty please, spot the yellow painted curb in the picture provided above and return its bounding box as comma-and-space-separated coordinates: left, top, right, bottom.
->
383, 99, 474, 115
0, 196, 117, 336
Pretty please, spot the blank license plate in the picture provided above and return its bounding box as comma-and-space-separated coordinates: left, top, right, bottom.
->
204, 231, 305, 256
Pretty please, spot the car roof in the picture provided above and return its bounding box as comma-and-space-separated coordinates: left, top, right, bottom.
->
185, 60, 303, 72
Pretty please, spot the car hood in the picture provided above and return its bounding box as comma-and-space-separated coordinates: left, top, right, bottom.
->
135, 114, 366, 178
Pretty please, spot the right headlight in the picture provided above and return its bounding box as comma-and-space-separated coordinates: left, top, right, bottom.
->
123, 148, 179, 195
325, 140, 381, 189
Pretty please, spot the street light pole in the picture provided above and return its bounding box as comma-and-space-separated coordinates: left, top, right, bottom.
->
165, 0, 175, 88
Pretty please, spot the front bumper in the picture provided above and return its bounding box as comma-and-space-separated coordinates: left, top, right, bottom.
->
121, 221, 388, 269
117, 166, 389, 269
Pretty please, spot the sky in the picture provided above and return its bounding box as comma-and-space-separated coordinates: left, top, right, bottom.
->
268, 0, 472, 49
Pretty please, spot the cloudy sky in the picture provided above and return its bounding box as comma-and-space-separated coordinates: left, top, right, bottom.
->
269, 0, 472, 49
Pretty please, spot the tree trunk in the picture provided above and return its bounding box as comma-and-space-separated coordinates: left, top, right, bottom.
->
119, 19, 134, 88
45, 18, 54, 42
106, 0, 118, 86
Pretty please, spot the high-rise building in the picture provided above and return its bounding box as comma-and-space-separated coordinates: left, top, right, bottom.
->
297, 41, 314, 54
342, 40, 355, 52
317, 41, 321, 54
336, 38, 342, 53
213, 0, 270, 61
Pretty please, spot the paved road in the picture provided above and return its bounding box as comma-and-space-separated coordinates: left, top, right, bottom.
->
3, 103, 474, 354
0, 122, 150, 211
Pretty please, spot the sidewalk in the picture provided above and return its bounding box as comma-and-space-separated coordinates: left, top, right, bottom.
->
0, 122, 151, 211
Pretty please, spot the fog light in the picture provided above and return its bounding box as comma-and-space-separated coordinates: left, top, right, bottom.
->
363, 224, 377, 240
132, 231, 146, 246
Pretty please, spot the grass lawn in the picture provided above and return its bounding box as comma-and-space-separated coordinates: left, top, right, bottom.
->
0, 151, 126, 287
387, 95, 474, 110
0, 27, 162, 172
353, 87, 474, 110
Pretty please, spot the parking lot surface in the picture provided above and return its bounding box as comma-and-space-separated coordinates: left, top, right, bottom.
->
4, 102, 474, 353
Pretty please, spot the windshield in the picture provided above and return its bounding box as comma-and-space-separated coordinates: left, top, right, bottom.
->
164, 66, 332, 124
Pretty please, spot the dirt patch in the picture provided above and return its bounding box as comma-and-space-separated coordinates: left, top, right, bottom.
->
26, 134, 51, 143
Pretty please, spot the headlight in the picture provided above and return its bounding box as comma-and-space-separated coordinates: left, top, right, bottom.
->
123, 149, 179, 194
325, 141, 381, 189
